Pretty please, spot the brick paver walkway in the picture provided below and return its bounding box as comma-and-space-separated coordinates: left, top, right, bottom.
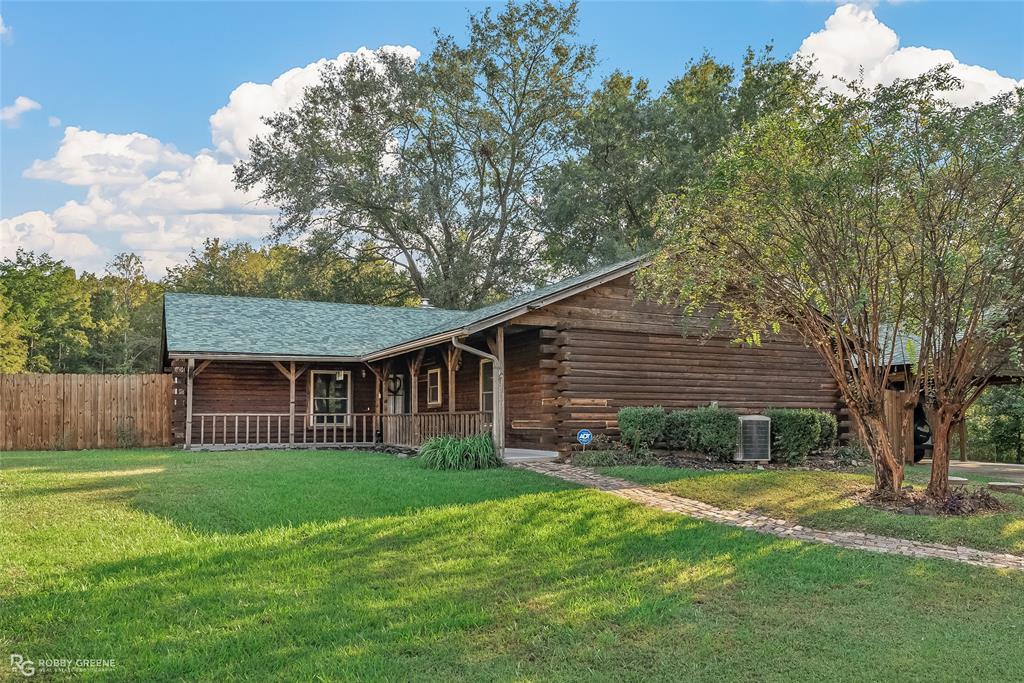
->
515, 461, 1024, 572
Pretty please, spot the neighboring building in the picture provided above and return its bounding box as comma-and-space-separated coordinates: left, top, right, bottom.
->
161, 257, 841, 455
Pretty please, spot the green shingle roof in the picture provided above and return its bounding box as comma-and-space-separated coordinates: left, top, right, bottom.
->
163, 256, 646, 359
163, 294, 466, 358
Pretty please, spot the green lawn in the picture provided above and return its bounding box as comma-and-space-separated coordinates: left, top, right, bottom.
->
3, 450, 1024, 681
602, 465, 1024, 554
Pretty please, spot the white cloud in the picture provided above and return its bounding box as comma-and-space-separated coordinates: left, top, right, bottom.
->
797, 4, 1023, 106
48, 116, 61, 128
0, 14, 10, 38
0, 211, 104, 270
1, 96, 42, 126
9, 45, 422, 276
25, 127, 192, 186
119, 152, 263, 213
210, 45, 419, 160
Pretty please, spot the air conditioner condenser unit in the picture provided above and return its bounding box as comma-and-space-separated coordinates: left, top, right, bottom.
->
736, 415, 771, 462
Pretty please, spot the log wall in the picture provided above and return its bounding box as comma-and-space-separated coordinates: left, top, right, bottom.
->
514, 274, 842, 452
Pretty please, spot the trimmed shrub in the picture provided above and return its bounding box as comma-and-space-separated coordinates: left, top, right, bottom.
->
814, 411, 839, 452
663, 407, 739, 460
663, 410, 696, 452
688, 406, 740, 460
764, 409, 821, 464
618, 406, 667, 451
418, 433, 501, 470
573, 446, 654, 467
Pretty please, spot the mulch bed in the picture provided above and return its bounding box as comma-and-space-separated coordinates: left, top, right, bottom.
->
855, 485, 1009, 516
640, 451, 866, 474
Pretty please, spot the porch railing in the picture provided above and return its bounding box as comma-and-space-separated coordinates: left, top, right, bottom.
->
189, 411, 491, 450
380, 412, 491, 448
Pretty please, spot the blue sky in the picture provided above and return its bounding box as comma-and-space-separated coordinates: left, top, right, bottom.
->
2, 1, 1022, 274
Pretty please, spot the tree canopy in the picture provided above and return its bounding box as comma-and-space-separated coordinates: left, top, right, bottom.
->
164, 239, 417, 306
539, 46, 817, 273
236, 0, 595, 309
642, 67, 1024, 497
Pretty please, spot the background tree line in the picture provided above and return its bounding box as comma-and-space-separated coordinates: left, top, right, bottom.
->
0, 241, 415, 374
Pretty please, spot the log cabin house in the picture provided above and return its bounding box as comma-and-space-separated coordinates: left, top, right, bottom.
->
162, 257, 842, 457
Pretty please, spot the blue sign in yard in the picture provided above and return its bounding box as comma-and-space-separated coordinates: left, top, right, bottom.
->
577, 429, 593, 446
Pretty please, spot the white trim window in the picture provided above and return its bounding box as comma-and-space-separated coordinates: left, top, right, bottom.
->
426, 367, 443, 406
479, 359, 494, 412
309, 370, 352, 424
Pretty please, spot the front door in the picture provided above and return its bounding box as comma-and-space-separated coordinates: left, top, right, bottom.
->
385, 374, 406, 414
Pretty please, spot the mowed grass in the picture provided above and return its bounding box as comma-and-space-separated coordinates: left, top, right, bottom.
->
602, 465, 1024, 554
2, 451, 1024, 681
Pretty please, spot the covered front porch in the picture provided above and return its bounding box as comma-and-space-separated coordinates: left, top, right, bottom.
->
174, 328, 511, 453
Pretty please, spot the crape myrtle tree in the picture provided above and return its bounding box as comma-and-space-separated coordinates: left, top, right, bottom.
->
899, 74, 1024, 499
235, 1, 595, 309
639, 66, 933, 495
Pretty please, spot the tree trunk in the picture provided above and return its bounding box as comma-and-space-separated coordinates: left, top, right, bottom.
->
858, 412, 904, 493
926, 409, 957, 500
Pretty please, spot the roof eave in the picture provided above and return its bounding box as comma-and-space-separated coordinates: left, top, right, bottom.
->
167, 351, 364, 363
363, 256, 650, 360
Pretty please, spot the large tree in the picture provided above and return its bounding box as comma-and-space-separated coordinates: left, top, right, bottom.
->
236, 1, 595, 309
0, 281, 28, 373
79, 253, 165, 373
540, 47, 816, 273
0, 250, 93, 372
899, 77, 1024, 499
640, 68, 930, 495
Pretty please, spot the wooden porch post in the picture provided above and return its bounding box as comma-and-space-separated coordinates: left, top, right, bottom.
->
272, 361, 305, 448
363, 361, 385, 445
487, 327, 506, 457
408, 350, 424, 445
445, 346, 461, 414
374, 370, 381, 444
184, 357, 194, 449
288, 360, 296, 446
496, 326, 505, 457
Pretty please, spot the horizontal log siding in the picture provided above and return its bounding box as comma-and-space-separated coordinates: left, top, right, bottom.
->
407, 333, 550, 448
504, 329, 553, 448
516, 275, 841, 452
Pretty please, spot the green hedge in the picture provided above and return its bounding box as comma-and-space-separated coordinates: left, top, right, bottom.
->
814, 411, 839, 451
663, 410, 696, 452
618, 407, 667, 451
418, 433, 501, 470
764, 409, 821, 464
664, 406, 739, 461
689, 406, 740, 460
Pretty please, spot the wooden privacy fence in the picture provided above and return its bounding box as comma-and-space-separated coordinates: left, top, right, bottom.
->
1, 373, 172, 451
